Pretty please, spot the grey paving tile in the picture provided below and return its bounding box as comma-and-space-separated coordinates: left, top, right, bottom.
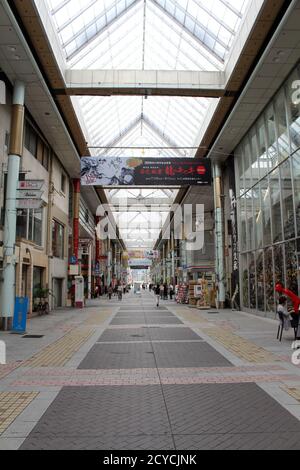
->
20, 386, 171, 447
78, 343, 157, 369
163, 383, 300, 435
110, 318, 146, 325
98, 329, 150, 342
174, 432, 300, 450
21, 435, 175, 450
154, 342, 231, 368
145, 318, 183, 325
148, 327, 202, 341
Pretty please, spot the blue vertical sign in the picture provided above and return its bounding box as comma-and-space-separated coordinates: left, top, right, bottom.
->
12, 297, 28, 334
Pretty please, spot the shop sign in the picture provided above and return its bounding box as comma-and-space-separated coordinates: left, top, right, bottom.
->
16, 199, 43, 209
18, 180, 44, 190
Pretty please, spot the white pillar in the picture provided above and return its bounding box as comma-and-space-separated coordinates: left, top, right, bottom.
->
214, 162, 226, 308
1, 81, 25, 330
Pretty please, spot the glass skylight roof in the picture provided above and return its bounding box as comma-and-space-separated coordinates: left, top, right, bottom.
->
43, 0, 251, 248
108, 189, 176, 249
46, 0, 250, 69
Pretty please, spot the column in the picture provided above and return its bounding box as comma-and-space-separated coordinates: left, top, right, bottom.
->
95, 216, 101, 289
88, 242, 92, 300
214, 162, 226, 309
162, 244, 166, 283
1, 81, 25, 330
171, 231, 175, 285
107, 238, 112, 287
73, 179, 80, 264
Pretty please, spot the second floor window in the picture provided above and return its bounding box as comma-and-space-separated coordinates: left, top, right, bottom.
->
52, 219, 64, 259
16, 208, 43, 246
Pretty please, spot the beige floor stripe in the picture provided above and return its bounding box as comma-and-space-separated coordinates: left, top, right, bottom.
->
0, 392, 38, 435
24, 327, 95, 368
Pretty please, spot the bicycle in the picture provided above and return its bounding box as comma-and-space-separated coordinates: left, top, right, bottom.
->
36, 300, 50, 316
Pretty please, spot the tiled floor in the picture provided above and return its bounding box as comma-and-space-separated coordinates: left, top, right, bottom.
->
2, 291, 300, 449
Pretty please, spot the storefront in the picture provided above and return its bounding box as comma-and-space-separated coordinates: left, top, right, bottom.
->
235, 63, 300, 316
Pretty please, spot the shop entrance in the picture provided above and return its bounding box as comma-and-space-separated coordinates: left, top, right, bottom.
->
53, 278, 63, 308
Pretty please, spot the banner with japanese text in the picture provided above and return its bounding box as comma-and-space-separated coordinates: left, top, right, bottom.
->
81, 157, 211, 186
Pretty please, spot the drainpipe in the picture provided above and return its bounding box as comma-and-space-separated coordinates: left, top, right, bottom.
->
214, 162, 225, 309
1, 81, 25, 330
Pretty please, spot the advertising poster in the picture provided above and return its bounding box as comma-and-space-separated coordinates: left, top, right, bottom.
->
81, 157, 211, 186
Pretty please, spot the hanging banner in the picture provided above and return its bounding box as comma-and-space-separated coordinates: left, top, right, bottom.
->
81, 157, 211, 186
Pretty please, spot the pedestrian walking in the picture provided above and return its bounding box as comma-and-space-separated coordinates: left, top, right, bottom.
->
155, 284, 161, 307
108, 285, 113, 300
169, 283, 174, 300
117, 284, 123, 301
160, 283, 164, 299
163, 283, 168, 300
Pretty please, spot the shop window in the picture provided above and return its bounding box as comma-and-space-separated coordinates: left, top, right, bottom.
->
243, 138, 252, 192
249, 253, 257, 309
252, 185, 263, 249
250, 128, 259, 186
260, 179, 272, 246
245, 190, 254, 251
265, 104, 278, 170
236, 146, 245, 195
286, 70, 300, 153
274, 244, 285, 286
280, 159, 295, 240
292, 152, 300, 236
264, 247, 274, 312
274, 90, 289, 162
52, 220, 64, 259
241, 254, 249, 308
269, 167, 283, 243
257, 117, 269, 178
239, 194, 247, 252
256, 250, 265, 312
285, 241, 298, 295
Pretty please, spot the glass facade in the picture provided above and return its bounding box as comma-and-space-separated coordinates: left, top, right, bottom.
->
235, 63, 300, 315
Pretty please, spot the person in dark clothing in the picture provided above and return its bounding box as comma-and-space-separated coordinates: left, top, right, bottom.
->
163, 283, 168, 300
155, 284, 160, 307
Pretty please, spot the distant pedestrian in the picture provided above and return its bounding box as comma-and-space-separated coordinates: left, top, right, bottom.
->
160, 283, 164, 299
169, 283, 174, 300
155, 284, 160, 307
163, 283, 168, 300
108, 285, 113, 300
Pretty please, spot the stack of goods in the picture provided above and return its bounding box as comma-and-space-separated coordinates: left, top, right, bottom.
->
176, 284, 188, 304
196, 278, 211, 310
188, 280, 197, 306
